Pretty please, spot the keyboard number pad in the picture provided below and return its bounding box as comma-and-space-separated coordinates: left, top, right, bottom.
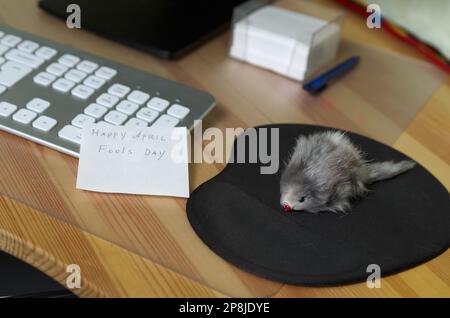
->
33, 51, 116, 99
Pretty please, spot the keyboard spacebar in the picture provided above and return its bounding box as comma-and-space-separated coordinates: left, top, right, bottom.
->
0, 61, 32, 87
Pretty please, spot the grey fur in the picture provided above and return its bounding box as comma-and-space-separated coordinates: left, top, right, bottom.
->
280, 131, 416, 213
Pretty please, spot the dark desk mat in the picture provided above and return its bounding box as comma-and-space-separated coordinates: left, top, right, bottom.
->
187, 124, 450, 285
0, 251, 75, 298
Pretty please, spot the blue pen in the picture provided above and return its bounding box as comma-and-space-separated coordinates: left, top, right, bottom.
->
302, 56, 360, 94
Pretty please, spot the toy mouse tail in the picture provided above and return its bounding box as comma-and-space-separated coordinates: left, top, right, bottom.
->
365, 160, 416, 183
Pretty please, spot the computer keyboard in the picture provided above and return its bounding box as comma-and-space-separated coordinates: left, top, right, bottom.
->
0, 24, 216, 156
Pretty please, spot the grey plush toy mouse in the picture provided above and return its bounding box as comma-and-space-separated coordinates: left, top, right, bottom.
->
280, 131, 415, 213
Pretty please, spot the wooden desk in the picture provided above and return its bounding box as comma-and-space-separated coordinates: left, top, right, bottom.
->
0, 0, 448, 297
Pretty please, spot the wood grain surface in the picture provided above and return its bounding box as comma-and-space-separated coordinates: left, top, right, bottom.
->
0, 0, 448, 297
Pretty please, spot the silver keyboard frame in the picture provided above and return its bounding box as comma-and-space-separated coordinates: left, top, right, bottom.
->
0, 24, 216, 157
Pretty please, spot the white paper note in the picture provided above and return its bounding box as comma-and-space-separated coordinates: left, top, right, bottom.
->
76, 123, 189, 198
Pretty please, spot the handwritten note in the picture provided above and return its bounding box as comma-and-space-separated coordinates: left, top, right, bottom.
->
76, 124, 189, 198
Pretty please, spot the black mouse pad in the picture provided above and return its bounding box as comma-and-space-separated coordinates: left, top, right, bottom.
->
187, 124, 450, 286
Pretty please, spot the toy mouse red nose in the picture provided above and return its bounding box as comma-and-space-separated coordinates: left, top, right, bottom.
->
283, 204, 293, 212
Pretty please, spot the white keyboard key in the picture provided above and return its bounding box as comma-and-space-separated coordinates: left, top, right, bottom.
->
84, 103, 107, 119
95, 66, 117, 80
96, 93, 119, 108
72, 114, 95, 128
58, 125, 82, 144
12, 108, 37, 124
104, 110, 128, 125
127, 90, 149, 105
83, 75, 105, 90
167, 104, 190, 119
17, 40, 39, 53
147, 97, 170, 112
5, 49, 45, 69
0, 61, 32, 87
1, 34, 21, 47
136, 108, 159, 122
97, 121, 114, 128
0, 84, 6, 95
35, 46, 57, 60
0, 101, 17, 117
151, 114, 179, 127
46, 62, 68, 76
33, 72, 56, 87
77, 60, 98, 73
125, 118, 148, 128
0, 44, 9, 55
32, 115, 57, 132
116, 100, 139, 115
26, 98, 50, 113
52, 78, 76, 93
65, 69, 87, 83
71, 84, 95, 99
58, 54, 80, 67
108, 83, 130, 98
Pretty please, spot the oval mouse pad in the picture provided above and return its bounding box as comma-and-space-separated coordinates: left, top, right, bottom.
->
187, 124, 450, 286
